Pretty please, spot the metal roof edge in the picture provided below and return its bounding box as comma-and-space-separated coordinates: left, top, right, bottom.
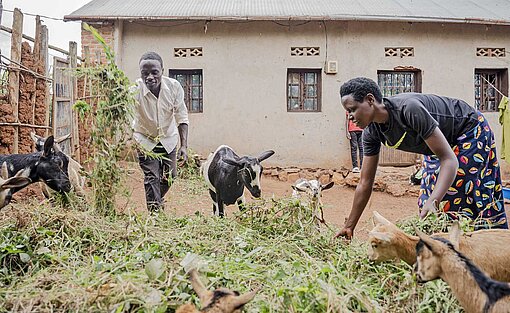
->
63, 14, 510, 26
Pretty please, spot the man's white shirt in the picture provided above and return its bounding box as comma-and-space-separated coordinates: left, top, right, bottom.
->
132, 76, 189, 153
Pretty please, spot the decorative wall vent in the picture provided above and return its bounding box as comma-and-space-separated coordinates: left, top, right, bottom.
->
174, 47, 203, 57
385, 47, 414, 57
291, 47, 320, 56
476, 48, 505, 57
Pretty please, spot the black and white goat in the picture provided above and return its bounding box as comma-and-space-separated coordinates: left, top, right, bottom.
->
0, 162, 31, 209
201, 145, 274, 217
0, 136, 71, 204
291, 178, 334, 226
30, 132, 86, 197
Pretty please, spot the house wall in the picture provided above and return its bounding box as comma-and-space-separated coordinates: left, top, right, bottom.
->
101, 20, 508, 168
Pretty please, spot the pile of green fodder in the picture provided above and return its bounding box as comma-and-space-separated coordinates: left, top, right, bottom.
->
0, 196, 461, 312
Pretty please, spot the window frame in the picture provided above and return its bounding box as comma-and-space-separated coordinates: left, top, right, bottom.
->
168, 69, 203, 113
286, 68, 322, 112
474, 68, 508, 112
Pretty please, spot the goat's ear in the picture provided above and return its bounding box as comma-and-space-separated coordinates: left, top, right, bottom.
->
230, 287, 260, 310
257, 150, 275, 162
321, 181, 334, 191
292, 185, 307, 192
373, 211, 392, 226
223, 157, 241, 167
369, 231, 393, 243
1, 162, 8, 180
189, 269, 213, 304
415, 227, 443, 254
55, 133, 71, 143
42, 136, 55, 157
0, 176, 31, 190
448, 221, 462, 250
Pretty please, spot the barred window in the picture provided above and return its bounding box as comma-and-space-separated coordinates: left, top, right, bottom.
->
474, 69, 508, 112
169, 69, 203, 113
287, 69, 321, 112
377, 70, 422, 97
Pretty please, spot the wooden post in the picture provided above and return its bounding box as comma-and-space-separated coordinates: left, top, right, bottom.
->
68, 41, 80, 161
8, 8, 22, 154
33, 15, 41, 60
41, 25, 50, 137
0, 0, 3, 26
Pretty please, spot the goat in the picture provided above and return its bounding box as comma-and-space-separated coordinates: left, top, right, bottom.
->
201, 145, 274, 217
176, 269, 258, 313
291, 178, 334, 225
0, 162, 31, 209
414, 226, 510, 313
30, 132, 86, 197
0, 136, 71, 203
368, 211, 510, 282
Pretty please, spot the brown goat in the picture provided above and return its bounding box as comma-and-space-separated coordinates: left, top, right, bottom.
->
176, 269, 259, 313
415, 226, 510, 313
368, 211, 510, 282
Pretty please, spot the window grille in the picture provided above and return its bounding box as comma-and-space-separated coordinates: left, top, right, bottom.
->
287, 69, 321, 112
474, 69, 508, 112
476, 48, 505, 57
384, 47, 414, 58
169, 69, 203, 113
174, 47, 203, 58
377, 71, 421, 97
290, 47, 320, 57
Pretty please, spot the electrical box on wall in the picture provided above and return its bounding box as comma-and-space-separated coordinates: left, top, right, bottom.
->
324, 60, 338, 74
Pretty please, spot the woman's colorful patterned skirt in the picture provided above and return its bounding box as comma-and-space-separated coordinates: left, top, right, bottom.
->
418, 111, 508, 229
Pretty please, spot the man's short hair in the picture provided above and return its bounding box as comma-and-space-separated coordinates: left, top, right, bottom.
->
139, 51, 163, 68
340, 77, 383, 103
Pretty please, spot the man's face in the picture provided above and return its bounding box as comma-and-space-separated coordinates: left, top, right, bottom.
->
341, 94, 375, 129
139, 59, 163, 94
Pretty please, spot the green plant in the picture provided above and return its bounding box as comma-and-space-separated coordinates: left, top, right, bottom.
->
73, 23, 135, 216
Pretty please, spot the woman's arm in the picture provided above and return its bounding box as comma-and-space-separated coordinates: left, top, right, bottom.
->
335, 154, 379, 239
421, 127, 459, 217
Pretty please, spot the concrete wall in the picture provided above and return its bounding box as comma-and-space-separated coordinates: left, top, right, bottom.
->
108, 20, 509, 168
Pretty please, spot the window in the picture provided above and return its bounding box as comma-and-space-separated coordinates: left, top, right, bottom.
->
377, 70, 422, 97
169, 69, 203, 113
287, 69, 321, 112
474, 69, 508, 112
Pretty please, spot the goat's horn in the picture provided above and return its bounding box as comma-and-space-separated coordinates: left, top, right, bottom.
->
55, 133, 71, 143
30, 132, 43, 142
230, 288, 259, 309
373, 211, 392, 226
189, 269, 211, 302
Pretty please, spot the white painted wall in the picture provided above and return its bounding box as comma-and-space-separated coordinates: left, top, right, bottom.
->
116, 20, 509, 168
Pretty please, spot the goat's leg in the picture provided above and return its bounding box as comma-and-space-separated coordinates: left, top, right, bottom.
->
209, 189, 218, 215
214, 192, 225, 217
236, 194, 247, 211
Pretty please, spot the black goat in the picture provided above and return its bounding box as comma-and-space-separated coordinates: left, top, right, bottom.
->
201, 145, 274, 217
0, 136, 71, 205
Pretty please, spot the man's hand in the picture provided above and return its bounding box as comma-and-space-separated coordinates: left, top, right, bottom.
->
334, 226, 353, 240
177, 146, 188, 165
420, 199, 438, 219
346, 132, 351, 140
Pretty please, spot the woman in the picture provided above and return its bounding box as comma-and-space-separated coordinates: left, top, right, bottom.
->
335, 77, 507, 240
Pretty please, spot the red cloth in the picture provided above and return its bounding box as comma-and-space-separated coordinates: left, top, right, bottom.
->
346, 112, 363, 132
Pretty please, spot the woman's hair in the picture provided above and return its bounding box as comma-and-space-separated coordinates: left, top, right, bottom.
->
340, 77, 383, 103
139, 51, 163, 68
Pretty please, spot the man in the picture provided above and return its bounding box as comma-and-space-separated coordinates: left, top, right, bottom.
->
132, 51, 189, 212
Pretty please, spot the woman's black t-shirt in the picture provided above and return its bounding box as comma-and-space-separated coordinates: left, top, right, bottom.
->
363, 93, 479, 156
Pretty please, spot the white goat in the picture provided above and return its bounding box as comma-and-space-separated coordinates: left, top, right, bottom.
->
0, 162, 31, 209
30, 132, 86, 197
368, 211, 510, 282
291, 178, 334, 226
176, 269, 259, 313
415, 225, 510, 313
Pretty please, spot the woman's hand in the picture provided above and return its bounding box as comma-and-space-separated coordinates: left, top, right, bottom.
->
420, 199, 438, 219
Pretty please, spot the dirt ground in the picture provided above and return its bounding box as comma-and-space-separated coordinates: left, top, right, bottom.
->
119, 162, 420, 239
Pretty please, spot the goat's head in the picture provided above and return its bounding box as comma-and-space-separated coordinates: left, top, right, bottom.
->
414, 227, 453, 283
367, 211, 403, 262
185, 269, 258, 313
292, 179, 334, 201
31, 132, 70, 153
223, 150, 274, 198
35, 136, 71, 193
0, 162, 31, 209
